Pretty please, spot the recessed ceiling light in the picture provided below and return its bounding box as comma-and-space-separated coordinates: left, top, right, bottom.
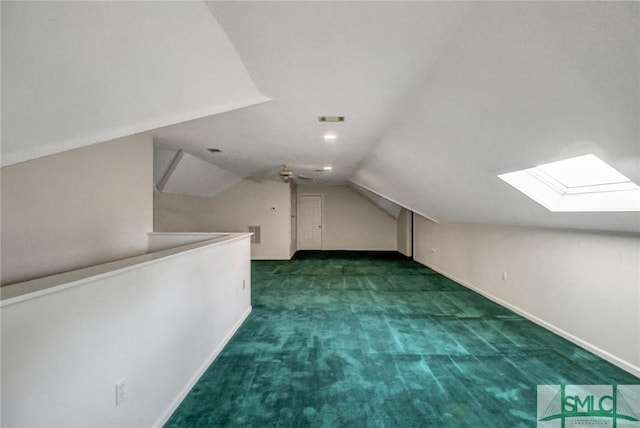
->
324, 134, 337, 141
319, 116, 345, 122
323, 166, 333, 171
498, 154, 640, 212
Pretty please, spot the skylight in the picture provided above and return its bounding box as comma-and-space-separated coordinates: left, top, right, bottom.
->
498, 154, 640, 212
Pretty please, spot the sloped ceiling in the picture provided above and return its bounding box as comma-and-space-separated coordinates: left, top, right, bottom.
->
153, 1, 638, 233
1, 1, 268, 166
158, 151, 242, 198
352, 2, 639, 233
5, 2, 638, 233
349, 183, 402, 220
152, 2, 472, 182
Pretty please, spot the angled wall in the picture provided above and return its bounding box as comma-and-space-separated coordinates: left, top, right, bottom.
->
352, 2, 639, 233
1, 1, 268, 166
350, 183, 402, 219
156, 151, 243, 198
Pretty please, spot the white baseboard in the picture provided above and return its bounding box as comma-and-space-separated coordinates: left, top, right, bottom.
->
154, 305, 253, 427
421, 262, 640, 379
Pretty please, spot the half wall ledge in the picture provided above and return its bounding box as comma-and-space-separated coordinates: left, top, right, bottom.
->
1, 232, 252, 427
1, 232, 250, 305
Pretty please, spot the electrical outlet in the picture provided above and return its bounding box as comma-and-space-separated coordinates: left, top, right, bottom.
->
115, 380, 126, 406
502, 272, 508, 281
431, 248, 437, 253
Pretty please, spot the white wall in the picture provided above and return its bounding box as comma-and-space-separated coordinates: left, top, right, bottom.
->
154, 179, 292, 259
1, 134, 153, 285
147, 232, 228, 253
397, 208, 413, 257
297, 185, 397, 251
413, 216, 640, 376
1, 235, 252, 427
350, 183, 402, 219
1, 1, 268, 166
153, 192, 215, 233
158, 151, 243, 198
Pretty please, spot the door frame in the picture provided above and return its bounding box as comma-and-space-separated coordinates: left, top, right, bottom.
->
297, 194, 323, 250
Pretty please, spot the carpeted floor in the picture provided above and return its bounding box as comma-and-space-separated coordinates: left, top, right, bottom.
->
165, 251, 638, 427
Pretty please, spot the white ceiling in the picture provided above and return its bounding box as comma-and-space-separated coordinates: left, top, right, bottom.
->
152, 2, 472, 183
159, 151, 242, 198
5, 1, 638, 233
350, 183, 402, 220
1, 1, 267, 167
152, 1, 639, 233
351, 2, 640, 232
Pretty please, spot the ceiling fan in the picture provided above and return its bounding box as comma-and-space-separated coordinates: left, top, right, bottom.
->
279, 165, 312, 183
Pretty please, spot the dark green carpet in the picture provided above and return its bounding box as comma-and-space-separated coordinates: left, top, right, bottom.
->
165, 251, 638, 427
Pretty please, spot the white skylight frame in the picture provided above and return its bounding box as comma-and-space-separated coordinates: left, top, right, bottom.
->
498, 154, 640, 212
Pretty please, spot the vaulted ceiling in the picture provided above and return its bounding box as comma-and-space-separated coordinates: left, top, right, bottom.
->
153, 2, 472, 183
3, 1, 639, 233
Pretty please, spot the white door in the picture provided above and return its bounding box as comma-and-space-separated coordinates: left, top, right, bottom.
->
298, 195, 322, 250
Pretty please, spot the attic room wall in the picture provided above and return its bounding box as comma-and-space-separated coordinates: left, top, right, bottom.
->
1, 135, 153, 285
153, 192, 215, 233
413, 216, 640, 376
297, 185, 397, 251
154, 179, 291, 259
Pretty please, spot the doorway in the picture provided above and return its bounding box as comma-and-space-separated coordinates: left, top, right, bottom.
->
298, 195, 322, 250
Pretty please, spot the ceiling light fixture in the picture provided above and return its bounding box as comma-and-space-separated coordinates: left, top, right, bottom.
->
498, 154, 640, 212
323, 166, 333, 171
324, 134, 337, 141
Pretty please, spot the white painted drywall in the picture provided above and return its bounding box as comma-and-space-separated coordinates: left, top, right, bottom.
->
1, 234, 252, 427
1, 1, 268, 166
198, 2, 471, 184
153, 192, 215, 233
154, 179, 292, 259
350, 182, 402, 219
413, 216, 640, 376
1, 134, 153, 285
147, 232, 229, 253
153, 149, 178, 186
397, 209, 413, 257
160, 152, 243, 198
353, 2, 640, 234
297, 185, 397, 251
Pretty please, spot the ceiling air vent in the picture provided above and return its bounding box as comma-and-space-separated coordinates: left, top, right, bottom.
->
318, 116, 345, 122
